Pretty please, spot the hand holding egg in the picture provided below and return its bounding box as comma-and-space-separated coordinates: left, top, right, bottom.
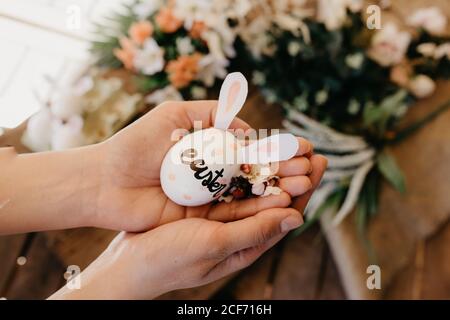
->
160, 72, 299, 206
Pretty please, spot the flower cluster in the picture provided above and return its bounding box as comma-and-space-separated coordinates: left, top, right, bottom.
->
22, 69, 142, 151
219, 164, 281, 203
237, 1, 450, 137
94, 0, 248, 105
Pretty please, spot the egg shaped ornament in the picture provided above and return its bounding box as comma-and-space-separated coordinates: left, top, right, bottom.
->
160, 73, 248, 206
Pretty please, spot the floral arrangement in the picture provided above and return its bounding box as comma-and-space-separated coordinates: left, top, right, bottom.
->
91, 0, 246, 104
235, 0, 450, 234
22, 68, 143, 151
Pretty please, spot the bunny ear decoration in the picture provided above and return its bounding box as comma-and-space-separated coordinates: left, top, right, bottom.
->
241, 134, 299, 164
214, 72, 248, 130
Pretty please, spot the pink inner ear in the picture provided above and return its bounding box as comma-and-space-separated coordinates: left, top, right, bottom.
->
257, 141, 278, 155
226, 81, 241, 112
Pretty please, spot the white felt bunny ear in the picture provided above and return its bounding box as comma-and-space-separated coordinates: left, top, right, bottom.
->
241, 134, 299, 164
214, 72, 248, 130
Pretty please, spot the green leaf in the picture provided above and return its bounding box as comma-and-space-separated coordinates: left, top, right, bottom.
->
377, 151, 406, 194
291, 187, 346, 237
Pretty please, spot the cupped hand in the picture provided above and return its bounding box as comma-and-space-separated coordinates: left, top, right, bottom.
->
91, 101, 323, 232
51, 204, 303, 299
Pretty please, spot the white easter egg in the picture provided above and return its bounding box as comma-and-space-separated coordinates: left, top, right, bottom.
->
160, 127, 242, 206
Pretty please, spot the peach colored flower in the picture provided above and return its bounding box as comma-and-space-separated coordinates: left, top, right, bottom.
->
129, 20, 153, 45
155, 7, 182, 33
390, 63, 412, 87
189, 21, 206, 39
113, 37, 136, 70
166, 54, 201, 88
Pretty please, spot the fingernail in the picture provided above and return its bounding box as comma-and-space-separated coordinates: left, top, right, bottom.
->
280, 215, 302, 232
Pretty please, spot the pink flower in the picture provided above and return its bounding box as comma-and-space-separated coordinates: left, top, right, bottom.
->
408, 75, 436, 98
113, 37, 137, 70
129, 20, 153, 45
367, 23, 411, 67
408, 7, 447, 36
155, 7, 182, 33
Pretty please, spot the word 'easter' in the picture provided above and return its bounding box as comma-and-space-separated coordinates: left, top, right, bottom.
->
181, 148, 227, 197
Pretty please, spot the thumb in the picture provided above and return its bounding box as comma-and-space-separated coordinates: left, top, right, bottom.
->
219, 207, 303, 254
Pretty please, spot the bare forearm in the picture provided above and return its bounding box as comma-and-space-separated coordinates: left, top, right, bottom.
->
0, 145, 102, 234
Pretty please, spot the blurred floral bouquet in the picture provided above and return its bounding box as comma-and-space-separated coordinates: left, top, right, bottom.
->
23, 0, 246, 151
91, 0, 244, 104
236, 0, 450, 233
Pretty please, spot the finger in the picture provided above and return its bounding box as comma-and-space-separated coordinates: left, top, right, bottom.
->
205, 232, 286, 282
296, 137, 313, 156
278, 176, 312, 197
218, 207, 302, 254
292, 154, 328, 214
277, 157, 312, 177
207, 192, 291, 222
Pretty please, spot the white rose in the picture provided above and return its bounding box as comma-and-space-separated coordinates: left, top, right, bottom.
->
133, 0, 162, 20
408, 74, 436, 98
317, 0, 348, 31
345, 52, 364, 69
435, 43, 450, 60
417, 42, 437, 57
51, 93, 83, 119
51, 115, 85, 150
367, 23, 411, 67
408, 7, 447, 36
145, 86, 183, 105
133, 39, 165, 76
21, 108, 53, 152
197, 54, 228, 87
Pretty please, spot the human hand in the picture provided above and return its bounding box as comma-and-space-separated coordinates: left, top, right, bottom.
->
50, 205, 304, 300
90, 100, 319, 232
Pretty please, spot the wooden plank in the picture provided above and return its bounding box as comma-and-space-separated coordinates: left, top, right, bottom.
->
272, 227, 346, 299
4, 233, 65, 299
386, 219, 450, 299
0, 234, 27, 296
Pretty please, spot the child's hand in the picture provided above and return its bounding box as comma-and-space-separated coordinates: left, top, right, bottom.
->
50, 206, 303, 299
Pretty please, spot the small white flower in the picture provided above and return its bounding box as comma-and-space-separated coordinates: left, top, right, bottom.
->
251, 182, 266, 196
435, 43, 450, 60
345, 52, 364, 69
417, 42, 437, 57
317, 0, 348, 31
191, 86, 207, 99
51, 115, 85, 150
408, 74, 436, 98
252, 71, 266, 86
145, 85, 183, 105
73, 76, 94, 96
347, 0, 363, 12
315, 89, 329, 105
408, 7, 447, 36
133, 0, 162, 20
347, 99, 360, 114
51, 93, 83, 119
262, 186, 282, 197
176, 37, 194, 56
288, 41, 302, 56
22, 108, 53, 152
197, 54, 228, 87
133, 38, 165, 76
218, 194, 233, 203
367, 23, 411, 67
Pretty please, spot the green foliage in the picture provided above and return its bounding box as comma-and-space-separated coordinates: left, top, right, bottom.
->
376, 151, 406, 194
